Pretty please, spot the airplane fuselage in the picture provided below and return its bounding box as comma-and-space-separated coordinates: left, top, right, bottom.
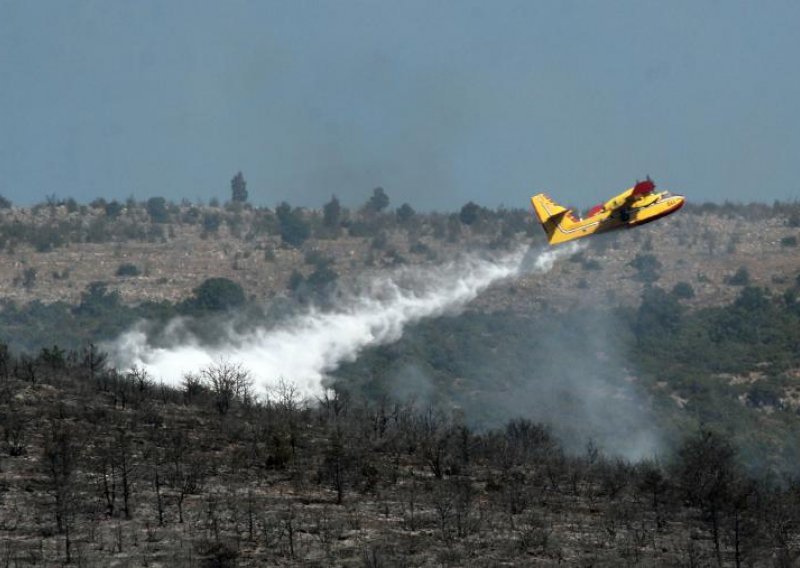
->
530, 183, 685, 245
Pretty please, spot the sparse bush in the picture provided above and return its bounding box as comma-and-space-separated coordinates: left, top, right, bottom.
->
629, 253, 662, 283
304, 250, 330, 267
371, 232, 388, 250
21, 268, 37, 290
725, 266, 750, 286
116, 263, 141, 277
672, 281, 695, 299
746, 383, 783, 408
85, 218, 111, 243
90, 197, 107, 210
347, 220, 374, 238
104, 200, 123, 218
202, 212, 222, 235
780, 235, 798, 247
287, 269, 304, 293
409, 241, 431, 256
32, 225, 66, 252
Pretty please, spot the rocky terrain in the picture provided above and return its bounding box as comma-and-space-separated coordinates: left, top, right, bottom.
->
0, 199, 798, 313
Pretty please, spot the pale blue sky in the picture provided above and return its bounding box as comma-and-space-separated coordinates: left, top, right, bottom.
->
1, 1, 798, 209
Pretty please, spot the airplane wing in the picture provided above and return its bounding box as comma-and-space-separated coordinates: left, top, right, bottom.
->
620, 178, 657, 210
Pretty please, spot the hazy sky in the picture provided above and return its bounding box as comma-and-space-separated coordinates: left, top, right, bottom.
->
2, 1, 798, 210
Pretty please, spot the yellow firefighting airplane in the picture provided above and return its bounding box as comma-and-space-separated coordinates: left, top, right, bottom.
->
531, 178, 684, 245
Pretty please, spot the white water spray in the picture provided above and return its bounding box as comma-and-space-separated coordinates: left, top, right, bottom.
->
108, 243, 579, 397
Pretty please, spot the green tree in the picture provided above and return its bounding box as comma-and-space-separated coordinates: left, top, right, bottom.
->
733, 286, 770, 312
396, 203, 416, 224
459, 202, 482, 225
365, 187, 389, 213
276, 202, 310, 247
187, 278, 245, 312
633, 286, 682, 345
185, 278, 246, 313
104, 200, 124, 218
146, 197, 170, 223
323, 195, 341, 227
231, 171, 248, 203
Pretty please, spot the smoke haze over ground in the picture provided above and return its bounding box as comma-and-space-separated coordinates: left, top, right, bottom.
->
109, 241, 660, 459
108, 243, 579, 398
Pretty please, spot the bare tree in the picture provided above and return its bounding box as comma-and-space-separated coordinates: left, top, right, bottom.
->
167, 430, 205, 523
675, 429, 740, 566
2, 404, 28, 456
201, 359, 253, 415
320, 428, 357, 504
82, 343, 107, 383
42, 420, 81, 563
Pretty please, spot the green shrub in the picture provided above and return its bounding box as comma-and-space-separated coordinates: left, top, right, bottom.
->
202, 212, 222, 234
116, 263, 141, 277
672, 281, 695, 299
725, 266, 750, 286
629, 254, 662, 283
182, 278, 246, 313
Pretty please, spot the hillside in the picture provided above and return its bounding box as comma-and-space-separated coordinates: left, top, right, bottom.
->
0, 197, 798, 313
2, 197, 800, 565
2, 354, 799, 566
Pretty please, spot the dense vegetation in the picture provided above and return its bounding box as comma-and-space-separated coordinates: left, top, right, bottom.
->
333, 279, 800, 473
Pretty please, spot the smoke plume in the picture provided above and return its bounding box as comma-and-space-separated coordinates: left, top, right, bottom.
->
108, 243, 580, 398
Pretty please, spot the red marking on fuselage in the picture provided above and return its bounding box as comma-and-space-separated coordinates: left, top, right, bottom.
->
586, 204, 604, 217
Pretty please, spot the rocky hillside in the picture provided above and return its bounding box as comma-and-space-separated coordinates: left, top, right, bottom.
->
0, 197, 798, 314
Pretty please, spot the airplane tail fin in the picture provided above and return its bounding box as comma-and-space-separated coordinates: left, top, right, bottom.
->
530, 193, 578, 245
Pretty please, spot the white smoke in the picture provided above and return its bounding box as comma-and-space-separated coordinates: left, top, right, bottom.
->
107, 243, 580, 398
